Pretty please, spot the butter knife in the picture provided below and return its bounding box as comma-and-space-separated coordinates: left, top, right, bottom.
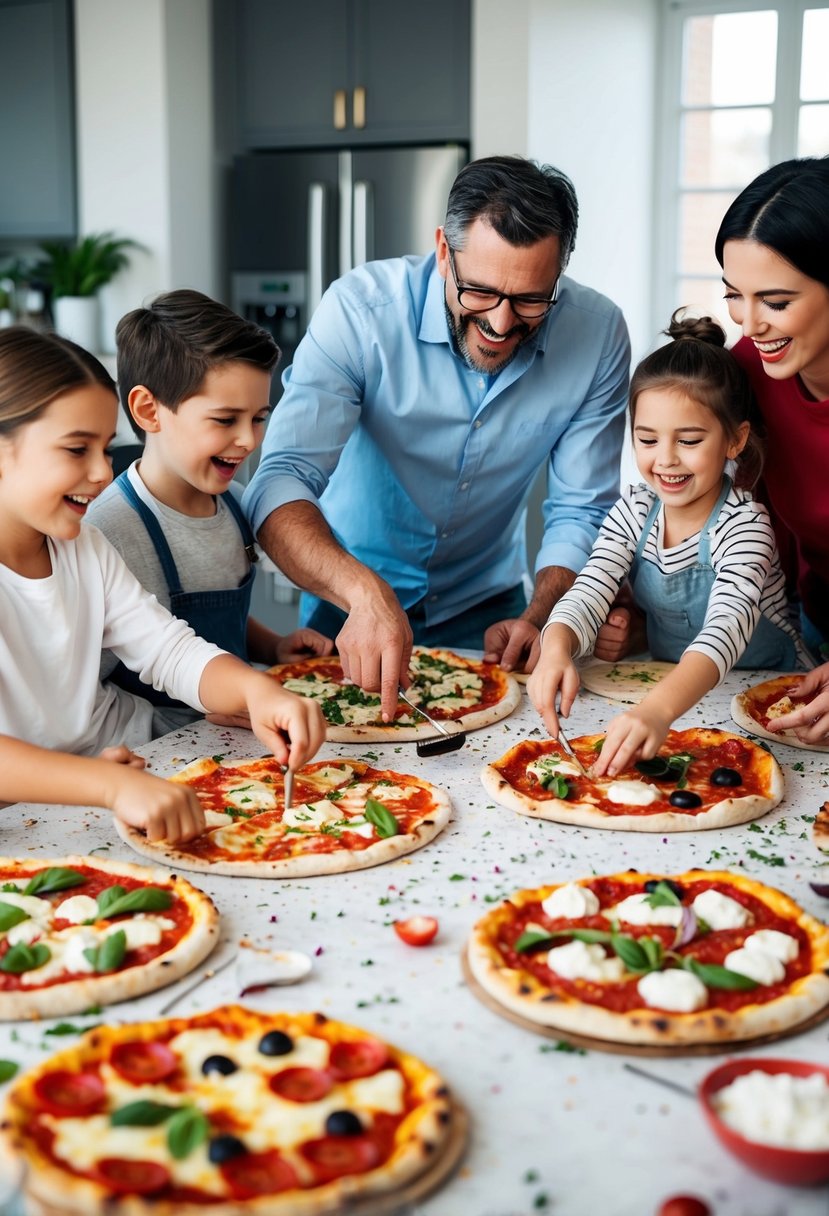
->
283, 766, 294, 813
556, 725, 589, 777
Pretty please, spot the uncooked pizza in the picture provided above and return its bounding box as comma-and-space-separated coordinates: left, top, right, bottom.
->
116, 757, 451, 877
481, 727, 783, 832
815, 804, 829, 853
731, 673, 829, 753
2, 1005, 465, 1215
466, 869, 829, 1046
579, 659, 676, 705
267, 648, 520, 741
0, 856, 217, 1019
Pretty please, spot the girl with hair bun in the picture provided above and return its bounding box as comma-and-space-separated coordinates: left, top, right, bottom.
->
527, 310, 809, 775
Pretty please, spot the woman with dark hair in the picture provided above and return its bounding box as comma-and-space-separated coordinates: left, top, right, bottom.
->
715, 156, 829, 743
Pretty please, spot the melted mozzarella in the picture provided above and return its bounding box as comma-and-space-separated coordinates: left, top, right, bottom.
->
766, 695, 796, 721
692, 889, 751, 930
223, 780, 277, 811
0, 893, 52, 922
282, 799, 340, 830
527, 756, 582, 782
546, 939, 626, 982
744, 929, 799, 963
541, 883, 600, 920
637, 969, 707, 1012
53, 895, 99, 924
724, 946, 785, 985
282, 678, 343, 699
610, 893, 682, 927
605, 780, 661, 806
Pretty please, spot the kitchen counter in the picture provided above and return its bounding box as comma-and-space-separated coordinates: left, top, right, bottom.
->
1, 668, 828, 1216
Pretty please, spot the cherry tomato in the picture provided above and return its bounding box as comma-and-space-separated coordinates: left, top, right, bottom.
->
33, 1070, 106, 1117
329, 1038, 388, 1081
268, 1067, 333, 1103
301, 1135, 381, 1182
94, 1159, 171, 1195
657, 1197, 712, 1216
110, 1040, 178, 1085
393, 916, 439, 947
220, 1150, 298, 1199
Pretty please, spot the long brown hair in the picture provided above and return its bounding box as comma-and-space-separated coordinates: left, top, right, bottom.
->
0, 327, 116, 438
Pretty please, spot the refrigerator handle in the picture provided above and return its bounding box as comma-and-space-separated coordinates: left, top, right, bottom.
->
353, 180, 373, 268
308, 183, 326, 317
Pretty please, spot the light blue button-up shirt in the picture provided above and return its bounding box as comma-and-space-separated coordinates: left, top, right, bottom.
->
244, 253, 630, 628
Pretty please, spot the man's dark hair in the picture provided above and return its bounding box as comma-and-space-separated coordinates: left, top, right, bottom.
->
116, 289, 280, 436
443, 155, 578, 267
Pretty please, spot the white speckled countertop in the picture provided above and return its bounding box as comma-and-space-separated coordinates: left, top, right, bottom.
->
2, 665, 828, 1216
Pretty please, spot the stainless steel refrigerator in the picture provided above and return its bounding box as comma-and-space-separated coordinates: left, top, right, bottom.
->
229, 143, 468, 392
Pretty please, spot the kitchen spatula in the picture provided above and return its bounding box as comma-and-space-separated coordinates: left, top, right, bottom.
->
398, 688, 466, 757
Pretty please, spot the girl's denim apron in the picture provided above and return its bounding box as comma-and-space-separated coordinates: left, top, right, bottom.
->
629, 477, 798, 671
108, 472, 256, 709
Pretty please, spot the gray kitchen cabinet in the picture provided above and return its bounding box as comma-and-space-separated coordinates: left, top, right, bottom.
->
0, 0, 75, 239
232, 0, 469, 148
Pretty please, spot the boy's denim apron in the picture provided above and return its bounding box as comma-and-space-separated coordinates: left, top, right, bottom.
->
108, 472, 256, 708
629, 477, 798, 671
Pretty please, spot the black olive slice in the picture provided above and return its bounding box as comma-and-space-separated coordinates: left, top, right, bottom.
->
201, 1054, 238, 1076
710, 767, 742, 787
208, 1134, 247, 1164
325, 1110, 363, 1136
258, 1030, 294, 1056
635, 757, 670, 779
643, 878, 686, 898
668, 790, 703, 810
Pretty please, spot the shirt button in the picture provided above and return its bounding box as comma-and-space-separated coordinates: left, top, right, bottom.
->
478, 377, 485, 389
430, 595, 438, 602
441, 531, 449, 539
474, 419, 482, 428
460, 482, 469, 491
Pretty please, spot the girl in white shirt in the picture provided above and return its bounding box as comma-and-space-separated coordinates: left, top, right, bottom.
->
528, 313, 808, 776
0, 327, 325, 842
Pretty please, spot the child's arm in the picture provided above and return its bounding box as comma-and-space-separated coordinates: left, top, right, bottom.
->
592, 651, 719, 777
245, 617, 334, 666
527, 623, 581, 737
0, 735, 205, 842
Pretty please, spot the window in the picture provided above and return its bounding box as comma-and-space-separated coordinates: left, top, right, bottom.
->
654, 1, 829, 342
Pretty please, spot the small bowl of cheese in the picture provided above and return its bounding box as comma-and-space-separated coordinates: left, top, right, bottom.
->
700, 1057, 829, 1185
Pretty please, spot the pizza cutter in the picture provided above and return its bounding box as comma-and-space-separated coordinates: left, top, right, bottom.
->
398, 689, 466, 757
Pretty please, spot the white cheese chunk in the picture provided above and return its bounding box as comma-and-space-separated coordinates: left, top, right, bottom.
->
692, 889, 751, 930
19, 927, 101, 986
223, 780, 277, 811
282, 678, 343, 699
713, 1070, 829, 1150
53, 894, 98, 924
204, 810, 233, 828
606, 780, 661, 806
546, 939, 626, 982
104, 917, 165, 950
282, 799, 340, 830
0, 893, 52, 922
541, 883, 600, 920
344, 819, 375, 839
744, 929, 799, 963
6, 919, 44, 947
724, 945, 785, 985
302, 763, 359, 789
527, 755, 582, 783
637, 969, 708, 1012
766, 695, 796, 721
610, 893, 683, 927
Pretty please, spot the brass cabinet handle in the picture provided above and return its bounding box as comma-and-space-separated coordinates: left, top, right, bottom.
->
353, 85, 366, 129
333, 88, 347, 130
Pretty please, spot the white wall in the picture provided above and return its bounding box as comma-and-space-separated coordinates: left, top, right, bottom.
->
74, 0, 215, 352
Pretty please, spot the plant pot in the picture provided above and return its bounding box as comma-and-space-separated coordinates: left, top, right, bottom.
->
53, 295, 99, 353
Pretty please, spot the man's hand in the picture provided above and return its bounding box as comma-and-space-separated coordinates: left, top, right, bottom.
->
483, 619, 540, 673
592, 704, 672, 777
766, 663, 829, 745
335, 591, 413, 722
594, 597, 647, 662
275, 628, 334, 662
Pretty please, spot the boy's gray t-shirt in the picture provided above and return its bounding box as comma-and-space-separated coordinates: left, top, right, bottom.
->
88, 461, 251, 736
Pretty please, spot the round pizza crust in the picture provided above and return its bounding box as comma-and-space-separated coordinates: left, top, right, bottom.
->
115, 759, 452, 879
579, 659, 676, 705
0, 855, 218, 1020
466, 870, 829, 1047
731, 673, 829, 753
480, 728, 784, 832
815, 804, 829, 853
4, 1006, 463, 1216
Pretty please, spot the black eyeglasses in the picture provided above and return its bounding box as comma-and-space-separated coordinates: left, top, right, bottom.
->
447, 246, 559, 320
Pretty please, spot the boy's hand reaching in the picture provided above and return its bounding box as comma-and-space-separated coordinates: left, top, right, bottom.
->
243, 673, 327, 772
592, 704, 672, 778
527, 626, 580, 738
98, 744, 146, 770
275, 628, 334, 662
108, 766, 205, 843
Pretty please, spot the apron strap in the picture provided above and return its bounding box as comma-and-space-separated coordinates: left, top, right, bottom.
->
698, 475, 732, 565
223, 489, 259, 563
114, 470, 184, 596
633, 493, 662, 562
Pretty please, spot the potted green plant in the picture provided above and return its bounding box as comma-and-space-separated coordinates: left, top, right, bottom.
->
34, 232, 142, 352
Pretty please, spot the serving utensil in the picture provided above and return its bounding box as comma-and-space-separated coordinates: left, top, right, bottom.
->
237, 940, 313, 996
283, 766, 294, 813
398, 688, 466, 757
157, 952, 237, 1016
556, 725, 589, 777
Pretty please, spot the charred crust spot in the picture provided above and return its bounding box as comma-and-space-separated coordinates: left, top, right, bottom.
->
435, 1085, 449, 1097
437, 1109, 451, 1125
712, 1014, 728, 1029
422, 1140, 435, 1154
541, 993, 560, 1003
519, 984, 531, 995
160, 960, 171, 967
89, 1034, 101, 1047
650, 1018, 669, 1033
313, 1012, 327, 1025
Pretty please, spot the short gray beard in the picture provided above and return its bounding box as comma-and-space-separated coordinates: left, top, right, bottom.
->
444, 302, 532, 375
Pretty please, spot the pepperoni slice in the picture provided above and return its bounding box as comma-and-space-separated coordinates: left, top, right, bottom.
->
94, 1159, 171, 1195
329, 1039, 388, 1080
268, 1067, 333, 1103
220, 1150, 298, 1198
301, 1135, 381, 1182
110, 1041, 178, 1084
33, 1070, 106, 1117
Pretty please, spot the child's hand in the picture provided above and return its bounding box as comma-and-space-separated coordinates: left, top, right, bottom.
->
527, 632, 580, 738
765, 662, 829, 745
108, 767, 205, 842
243, 674, 327, 770
592, 705, 672, 778
276, 629, 334, 662
98, 744, 146, 770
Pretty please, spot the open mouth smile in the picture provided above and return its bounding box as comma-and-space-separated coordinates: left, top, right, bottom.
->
64, 494, 93, 514
754, 337, 792, 363
211, 456, 244, 479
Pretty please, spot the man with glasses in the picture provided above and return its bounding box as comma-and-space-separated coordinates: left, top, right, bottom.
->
244, 156, 629, 721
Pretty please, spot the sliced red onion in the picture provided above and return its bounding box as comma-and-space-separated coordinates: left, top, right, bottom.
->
809, 882, 829, 899
675, 906, 698, 946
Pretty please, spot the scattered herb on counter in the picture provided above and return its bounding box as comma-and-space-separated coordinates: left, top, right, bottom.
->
746, 848, 786, 867
0, 1060, 18, 1082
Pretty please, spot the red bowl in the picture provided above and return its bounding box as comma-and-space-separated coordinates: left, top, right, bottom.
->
700, 1057, 829, 1186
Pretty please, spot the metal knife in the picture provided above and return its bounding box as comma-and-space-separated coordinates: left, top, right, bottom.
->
556, 725, 589, 776
283, 767, 294, 813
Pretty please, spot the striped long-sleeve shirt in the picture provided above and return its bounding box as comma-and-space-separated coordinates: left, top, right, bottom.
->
547, 482, 810, 680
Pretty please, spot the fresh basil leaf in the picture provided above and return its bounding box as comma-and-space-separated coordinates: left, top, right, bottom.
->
540, 774, 571, 798
83, 929, 127, 974
166, 1106, 209, 1159
44, 1022, 88, 1036
364, 798, 399, 839
568, 928, 614, 945
515, 926, 614, 953
112, 1099, 179, 1127
1, 883, 20, 893
96, 886, 173, 920
592, 738, 604, 753
0, 1060, 18, 1083
23, 867, 85, 897
610, 933, 651, 972
515, 929, 556, 953
638, 936, 664, 970
322, 698, 345, 725
644, 881, 682, 909
684, 958, 758, 990
0, 902, 30, 933
635, 757, 670, 778
0, 942, 50, 974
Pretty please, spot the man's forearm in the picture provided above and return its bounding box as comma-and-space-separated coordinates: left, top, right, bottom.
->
522, 565, 577, 630
257, 500, 389, 614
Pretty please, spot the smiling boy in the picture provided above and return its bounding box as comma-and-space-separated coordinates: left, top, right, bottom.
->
88, 289, 331, 736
